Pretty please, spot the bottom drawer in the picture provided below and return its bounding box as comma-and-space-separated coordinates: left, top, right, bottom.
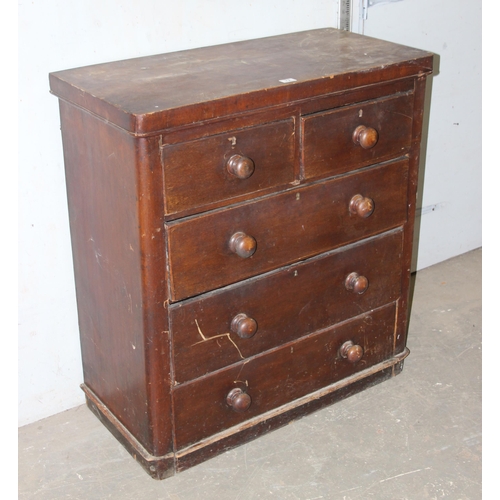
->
172, 302, 397, 449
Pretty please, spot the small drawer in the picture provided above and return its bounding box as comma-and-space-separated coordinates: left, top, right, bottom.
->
166, 159, 409, 301
170, 229, 403, 383
162, 119, 296, 216
302, 93, 414, 179
172, 303, 397, 449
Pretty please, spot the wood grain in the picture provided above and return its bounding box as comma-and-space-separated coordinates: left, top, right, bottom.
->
170, 229, 403, 383
166, 159, 409, 301
50, 27, 432, 478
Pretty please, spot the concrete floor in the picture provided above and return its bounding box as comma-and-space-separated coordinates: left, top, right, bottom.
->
19, 248, 482, 499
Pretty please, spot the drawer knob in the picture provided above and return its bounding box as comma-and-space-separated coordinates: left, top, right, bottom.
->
231, 313, 258, 339
349, 194, 374, 218
345, 272, 369, 294
226, 388, 252, 412
229, 231, 257, 258
353, 125, 379, 149
340, 340, 364, 363
227, 154, 255, 179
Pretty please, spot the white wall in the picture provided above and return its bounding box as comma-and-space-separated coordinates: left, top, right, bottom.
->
18, 0, 481, 427
18, 0, 336, 427
358, 0, 482, 270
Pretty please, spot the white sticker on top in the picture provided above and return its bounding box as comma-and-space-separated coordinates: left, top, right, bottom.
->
279, 78, 297, 83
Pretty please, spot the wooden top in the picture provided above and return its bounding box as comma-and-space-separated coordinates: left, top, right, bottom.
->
49, 28, 433, 135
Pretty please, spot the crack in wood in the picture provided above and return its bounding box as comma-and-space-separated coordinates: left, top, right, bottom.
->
193, 319, 244, 359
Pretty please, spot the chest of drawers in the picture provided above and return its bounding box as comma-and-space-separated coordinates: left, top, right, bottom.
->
50, 28, 433, 479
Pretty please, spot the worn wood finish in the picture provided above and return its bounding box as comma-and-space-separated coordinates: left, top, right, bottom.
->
395, 75, 431, 357
49, 29, 432, 134
167, 159, 409, 301
50, 28, 432, 479
173, 304, 397, 449
83, 386, 175, 480
162, 119, 296, 215
58, 101, 172, 457
302, 92, 414, 179
176, 358, 406, 473
170, 229, 403, 383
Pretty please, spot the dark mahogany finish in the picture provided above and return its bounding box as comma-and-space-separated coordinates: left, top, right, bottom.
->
226, 388, 252, 413
349, 194, 375, 218
169, 229, 403, 383
229, 231, 258, 259
353, 125, 379, 149
345, 272, 369, 294
230, 313, 258, 339
340, 340, 365, 363
162, 119, 295, 215
226, 154, 256, 180
302, 92, 414, 180
167, 160, 409, 301
50, 28, 432, 479
173, 304, 397, 449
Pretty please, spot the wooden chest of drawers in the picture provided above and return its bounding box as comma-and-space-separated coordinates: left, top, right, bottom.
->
49, 28, 433, 479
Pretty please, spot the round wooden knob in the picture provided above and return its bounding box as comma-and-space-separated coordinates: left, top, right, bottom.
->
231, 313, 258, 339
349, 194, 374, 218
352, 125, 379, 149
226, 388, 252, 412
229, 232, 257, 258
226, 154, 255, 179
345, 272, 369, 294
340, 341, 364, 363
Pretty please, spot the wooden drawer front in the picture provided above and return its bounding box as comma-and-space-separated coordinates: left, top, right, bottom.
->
302, 93, 413, 179
173, 303, 396, 449
162, 119, 295, 216
167, 159, 408, 301
170, 230, 403, 383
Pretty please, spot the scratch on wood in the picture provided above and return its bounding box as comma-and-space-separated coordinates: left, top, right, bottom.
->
193, 319, 244, 359
233, 359, 251, 383
392, 110, 413, 120
233, 379, 249, 386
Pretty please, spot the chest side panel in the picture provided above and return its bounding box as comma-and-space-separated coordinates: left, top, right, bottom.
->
59, 101, 172, 456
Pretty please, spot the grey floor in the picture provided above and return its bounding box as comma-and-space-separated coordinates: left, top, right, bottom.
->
19, 248, 482, 500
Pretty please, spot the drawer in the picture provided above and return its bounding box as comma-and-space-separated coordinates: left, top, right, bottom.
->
162, 119, 296, 216
302, 93, 414, 179
166, 159, 409, 301
172, 303, 397, 449
170, 229, 403, 383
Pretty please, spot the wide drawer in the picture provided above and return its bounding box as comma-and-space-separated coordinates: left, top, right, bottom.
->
172, 303, 397, 449
170, 229, 403, 383
302, 92, 414, 180
166, 159, 409, 301
162, 119, 296, 216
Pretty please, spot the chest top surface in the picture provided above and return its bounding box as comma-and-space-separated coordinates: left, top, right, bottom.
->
49, 28, 433, 134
